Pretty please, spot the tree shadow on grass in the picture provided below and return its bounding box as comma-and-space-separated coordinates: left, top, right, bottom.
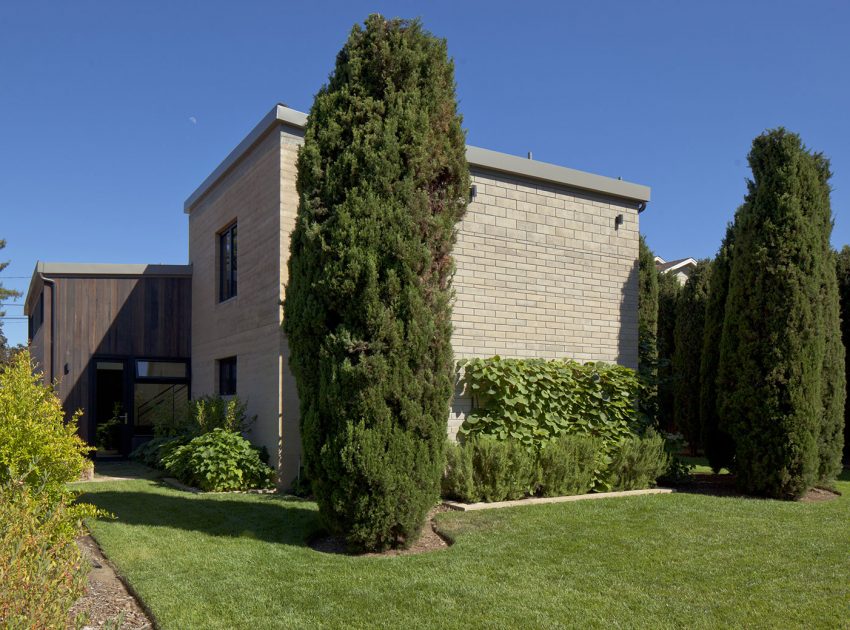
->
78, 487, 322, 547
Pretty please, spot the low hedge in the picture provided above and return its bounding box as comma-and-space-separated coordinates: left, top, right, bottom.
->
442, 431, 669, 503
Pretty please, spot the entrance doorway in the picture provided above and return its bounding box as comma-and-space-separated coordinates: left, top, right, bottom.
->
91, 357, 190, 457
94, 361, 127, 457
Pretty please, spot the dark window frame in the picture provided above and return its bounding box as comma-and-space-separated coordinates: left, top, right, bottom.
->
218, 221, 237, 302
218, 356, 237, 396
134, 359, 190, 382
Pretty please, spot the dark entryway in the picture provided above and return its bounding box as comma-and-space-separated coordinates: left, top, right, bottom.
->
92, 357, 190, 458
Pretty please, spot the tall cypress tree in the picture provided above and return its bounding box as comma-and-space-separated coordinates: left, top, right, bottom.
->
672, 259, 711, 453
700, 223, 736, 472
283, 15, 469, 550
718, 129, 841, 498
656, 270, 681, 432
836, 246, 850, 465
638, 235, 659, 421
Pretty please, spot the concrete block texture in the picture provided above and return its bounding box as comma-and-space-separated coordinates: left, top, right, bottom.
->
188, 121, 640, 484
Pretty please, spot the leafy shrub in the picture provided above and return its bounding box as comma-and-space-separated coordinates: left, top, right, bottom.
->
459, 356, 645, 451
162, 428, 275, 492
606, 430, 670, 491
0, 351, 91, 500
129, 435, 185, 468
536, 433, 599, 497
153, 394, 255, 438
442, 440, 475, 502
0, 482, 89, 629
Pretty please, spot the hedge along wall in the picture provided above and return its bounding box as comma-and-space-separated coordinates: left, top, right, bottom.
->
457, 356, 646, 452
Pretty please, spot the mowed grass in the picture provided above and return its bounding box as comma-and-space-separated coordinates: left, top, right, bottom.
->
76, 470, 850, 629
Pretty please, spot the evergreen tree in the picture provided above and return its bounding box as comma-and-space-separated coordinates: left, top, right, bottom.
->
638, 235, 659, 421
671, 259, 711, 453
0, 239, 22, 350
718, 129, 841, 498
656, 270, 681, 432
283, 15, 469, 550
819, 243, 845, 481
699, 223, 737, 472
836, 246, 850, 464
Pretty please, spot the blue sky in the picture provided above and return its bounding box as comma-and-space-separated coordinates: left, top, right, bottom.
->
2, 1, 849, 345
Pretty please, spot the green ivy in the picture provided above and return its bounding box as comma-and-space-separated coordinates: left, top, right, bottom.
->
458, 356, 646, 452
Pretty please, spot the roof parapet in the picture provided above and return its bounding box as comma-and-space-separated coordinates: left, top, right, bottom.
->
184, 104, 651, 213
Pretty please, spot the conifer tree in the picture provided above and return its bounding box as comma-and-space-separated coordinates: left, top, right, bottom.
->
671, 260, 711, 453
638, 235, 659, 421
699, 223, 736, 472
656, 270, 681, 431
836, 246, 850, 464
283, 15, 469, 550
718, 129, 842, 498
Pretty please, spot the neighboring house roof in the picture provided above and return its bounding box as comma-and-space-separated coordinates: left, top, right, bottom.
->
25, 262, 192, 314
184, 103, 652, 213
655, 257, 697, 273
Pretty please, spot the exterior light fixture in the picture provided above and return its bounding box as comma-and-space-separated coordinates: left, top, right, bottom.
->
614, 214, 624, 230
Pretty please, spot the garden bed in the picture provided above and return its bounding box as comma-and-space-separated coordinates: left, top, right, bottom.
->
69, 535, 153, 629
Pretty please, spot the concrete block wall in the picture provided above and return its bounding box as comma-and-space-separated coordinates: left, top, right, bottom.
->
447, 169, 640, 438
188, 114, 642, 479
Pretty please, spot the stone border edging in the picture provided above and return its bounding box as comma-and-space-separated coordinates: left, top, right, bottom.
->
443, 487, 674, 511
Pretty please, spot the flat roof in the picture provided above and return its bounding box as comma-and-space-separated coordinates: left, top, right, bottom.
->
25, 262, 192, 313
184, 104, 651, 212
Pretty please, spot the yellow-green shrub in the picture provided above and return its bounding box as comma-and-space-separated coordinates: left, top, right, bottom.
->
0, 351, 91, 499
0, 482, 90, 629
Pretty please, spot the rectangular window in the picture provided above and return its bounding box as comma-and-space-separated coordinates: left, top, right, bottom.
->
218, 357, 237, 396
136, 360, 188, 380
219, 222, 237, 301
28, 292, 44, 340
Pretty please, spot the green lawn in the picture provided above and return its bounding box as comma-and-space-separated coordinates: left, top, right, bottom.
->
76, 470, 850, 629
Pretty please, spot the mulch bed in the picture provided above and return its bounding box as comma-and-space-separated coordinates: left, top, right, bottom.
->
310, 506, 452, 557
673, 473, 841, 502
68, 536, 154, 630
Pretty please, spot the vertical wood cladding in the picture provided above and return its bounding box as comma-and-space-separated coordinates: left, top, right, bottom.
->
46, 274, 191, 442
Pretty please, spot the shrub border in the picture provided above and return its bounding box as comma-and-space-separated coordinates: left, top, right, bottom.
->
442, 487, 674, 511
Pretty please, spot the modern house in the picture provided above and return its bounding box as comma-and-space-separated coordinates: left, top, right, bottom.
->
655, 256, 697, 285
26, 104, 651, 487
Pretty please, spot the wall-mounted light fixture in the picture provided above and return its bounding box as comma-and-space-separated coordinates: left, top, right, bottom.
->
469, 185, 477, 201
614, 214, 624, 230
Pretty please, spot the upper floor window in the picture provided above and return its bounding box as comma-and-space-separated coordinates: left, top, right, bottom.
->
28, 292, 43, 339
219, 222, 237, 302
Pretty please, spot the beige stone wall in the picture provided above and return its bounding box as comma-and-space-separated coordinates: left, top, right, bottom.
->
188, 129, 284, 473
448, 169, 640, 438
189, 122, 642, 479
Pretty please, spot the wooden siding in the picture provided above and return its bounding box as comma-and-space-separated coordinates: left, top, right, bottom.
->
45, 275, 191, 443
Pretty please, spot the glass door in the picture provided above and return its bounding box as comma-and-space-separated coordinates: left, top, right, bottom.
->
93, 360, 129, 458
132, 360, 190, 452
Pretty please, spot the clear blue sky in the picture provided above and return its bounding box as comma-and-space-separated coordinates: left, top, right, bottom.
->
2, 1, 849, 346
